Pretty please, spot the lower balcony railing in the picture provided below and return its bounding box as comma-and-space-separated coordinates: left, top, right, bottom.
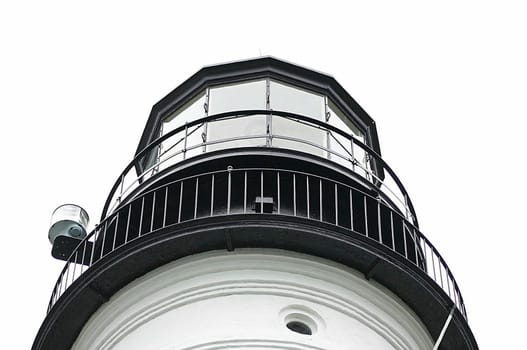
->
47, 167, 467, 321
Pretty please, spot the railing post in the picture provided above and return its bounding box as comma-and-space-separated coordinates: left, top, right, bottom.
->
202, 88, 209, 153
183, 123, 188, 160
350, 138, 356, 172
118, 173, 124, 203
266, 79, 272, 147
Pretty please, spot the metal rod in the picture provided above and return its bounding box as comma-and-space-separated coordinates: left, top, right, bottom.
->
113, 212, 119, 250
364, 196, 368, 237
64, 265, 70, 295
125, 203, 131, 243
446, 268, 452, 297
72, 251, 78, 282
413, 228, 419, 266
349, 188, 354, 231
119, 173, 124, 203
194, 177, 199, 219
350, 138, 355, 172
432, 306, 455, 350
243, 171, 247, 213
100, 221, 107, 259
150, 191, 156, 232
89, 225, 98, 266
390, 211, 395, 250
210, 174, 215, 216
178, 181, 183, 222
421, 239, 428, 272
183, 123, 188, 160
377, 199, 382, 244
138, 197, 145, 237
163, 186, 168, 227
260, 171, 263, 213
439, 261, 445, 290
319, 179, 323, 221
402, 222, 408, 259
335, 183, 338, 225
306, 176, 310, 219
80, 240, 87, 273
293, 173, 296, 216
227, 167, 232, 215
277, 171, 281, 214
431, 248, 437, 281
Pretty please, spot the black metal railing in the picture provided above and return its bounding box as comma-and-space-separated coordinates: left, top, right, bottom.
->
47, 167, 466, 320
101, 110, 419, 227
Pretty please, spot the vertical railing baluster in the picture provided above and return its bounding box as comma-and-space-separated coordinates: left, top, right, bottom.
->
349, 188, 354, 231
138, 197, 145, 237
421, 235, 427, 272
63, 264, 70, 296
413, 228, 419, 266
364, 196, 368, 237
89, 225, 98, 266
306, 176, 310, 219
194, 177, 199, 219
404, 194, 409, 220
446, 268, 452, 298
178, 181, 183, 222
163, 186, 168, 227
390, 211, 395, 251
210, 175, 215, 216
335, 183, 338, 226
100, 221, 107, 259
227, 168, 232, 215
80, 240, 87, 273
72, 251, 78, 283
243, 171, 247, 213
150, 192, 156, 233
277, 172, 281, 214
377, 199, 382, 244
431, 246, 437, 281
125, 204, 131, 243
319, 179, 323, 221
113, 212, 119, 250
260, 171, 264, 214
402, 222, 408, 259
293, 173, 296, 216
439, 260, 444, 290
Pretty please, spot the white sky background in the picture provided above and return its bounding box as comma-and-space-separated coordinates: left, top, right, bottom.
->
0, 1, 525, 348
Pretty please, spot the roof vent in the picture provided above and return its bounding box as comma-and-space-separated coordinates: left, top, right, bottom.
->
48, 204, 89, 244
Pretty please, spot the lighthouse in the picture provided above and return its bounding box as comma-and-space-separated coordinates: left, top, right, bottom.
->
33, 57, 478, 349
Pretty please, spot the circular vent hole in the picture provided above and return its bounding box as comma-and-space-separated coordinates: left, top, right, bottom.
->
286, 320, 312, 335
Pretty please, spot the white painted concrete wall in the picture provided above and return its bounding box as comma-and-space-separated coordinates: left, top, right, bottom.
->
73, 249, 433, 350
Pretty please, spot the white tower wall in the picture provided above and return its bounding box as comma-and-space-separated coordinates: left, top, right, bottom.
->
73, 250, 433, 350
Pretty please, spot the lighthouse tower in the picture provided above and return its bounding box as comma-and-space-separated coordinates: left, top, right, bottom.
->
34, 57, 478, 350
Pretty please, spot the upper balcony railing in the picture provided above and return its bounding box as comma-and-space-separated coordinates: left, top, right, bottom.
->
102, 110, 419, 228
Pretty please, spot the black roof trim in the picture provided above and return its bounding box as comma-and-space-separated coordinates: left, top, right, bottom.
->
136, 56, 381, 157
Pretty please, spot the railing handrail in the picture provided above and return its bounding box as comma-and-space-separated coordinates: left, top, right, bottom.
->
100, 110, 419, 227
49, 167, 465, 321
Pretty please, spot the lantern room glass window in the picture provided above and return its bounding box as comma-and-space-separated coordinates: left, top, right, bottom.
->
207, 80, 267, 150
158, 91, 207, 170
269, 80, 325, 119
327, 100, 369, 175
270, 80, 326, 157
161, 91, 206, 136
